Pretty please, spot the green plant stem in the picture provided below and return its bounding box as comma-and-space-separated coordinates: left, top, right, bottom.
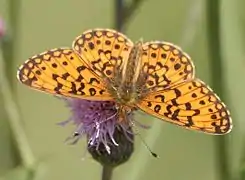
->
206, 1, 230, 180
114, 0, 144, 31
114, 0, 124, 31
1, 0, 35, 169
5, 0, 21, 88
102, 166, 113, 180
124, 0, 143, 28
0, 49, 36, 169
239, 139, 245, 180
1, 0, 35, 171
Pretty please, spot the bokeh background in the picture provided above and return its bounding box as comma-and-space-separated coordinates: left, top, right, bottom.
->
0, 0, 244, 180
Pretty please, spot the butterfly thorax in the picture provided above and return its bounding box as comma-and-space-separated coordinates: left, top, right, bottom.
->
108, 40, 147, 108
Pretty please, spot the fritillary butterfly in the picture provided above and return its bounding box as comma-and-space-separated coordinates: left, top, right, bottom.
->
17, 28, 232, 134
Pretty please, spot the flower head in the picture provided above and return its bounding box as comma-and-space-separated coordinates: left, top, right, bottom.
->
0, 17, 5, 39
60, 98, 135, 166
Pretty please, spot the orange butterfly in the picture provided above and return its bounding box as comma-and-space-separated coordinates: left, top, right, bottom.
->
17, 29, 232, 134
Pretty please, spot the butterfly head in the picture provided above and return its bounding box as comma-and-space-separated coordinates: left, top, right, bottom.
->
115, 103, 136, 123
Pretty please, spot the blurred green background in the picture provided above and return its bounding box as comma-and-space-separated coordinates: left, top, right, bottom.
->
0, 0, 244, 180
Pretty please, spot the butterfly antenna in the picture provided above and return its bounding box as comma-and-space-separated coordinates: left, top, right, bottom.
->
138, 131, 158, 158
129, 121, 158, 158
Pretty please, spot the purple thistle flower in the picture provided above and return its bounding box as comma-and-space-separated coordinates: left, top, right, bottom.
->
60, 98, 137, 165
0, 17, 5, 39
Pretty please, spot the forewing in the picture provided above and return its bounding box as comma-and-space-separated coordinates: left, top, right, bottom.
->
72, 28, 134, 79
141, 42, 195, 91
17, 48, 112, 100
137, 79, 232, 134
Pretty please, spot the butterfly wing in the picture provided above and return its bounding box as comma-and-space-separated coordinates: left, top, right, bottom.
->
140, 42, 195, 92
17, 48, 113, 100
137, 78, 232, 134
72, 28, 134, 80
137, 42, 232, 134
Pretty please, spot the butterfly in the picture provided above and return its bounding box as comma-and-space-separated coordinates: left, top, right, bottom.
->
17, 28, 232, 134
